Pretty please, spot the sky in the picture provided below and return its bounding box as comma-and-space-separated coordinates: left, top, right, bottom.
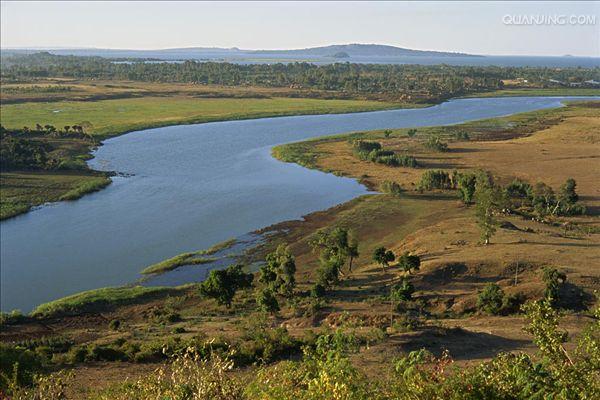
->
1, 1, 599, 56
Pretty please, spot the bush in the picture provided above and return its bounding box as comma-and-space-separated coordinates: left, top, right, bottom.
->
199, 264, 254, 307
256, 288, 280, 314
108, 319, 121, 331
424, 135, 449, 152
418, 170, 453, 190
352, 140, 417, 168
0, 310, 25, 326
542, 267, 567, 307
311, 283, 326, 298
390, 278, 415, 302
381, 180, 403, 196
0, 343, 45, 390
477, 283, 505, 315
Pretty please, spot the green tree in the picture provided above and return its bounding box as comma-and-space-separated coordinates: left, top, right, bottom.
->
558, 178, 580, 215
256, 288, 280, 314
457, 173, 477, 204
398, 252, 421, 274
477, 283, 505, 315
260, 244, 296, 296
309, 227, 359, 276
542, 267, 566, 307
407, 128, 417, 138
199, 264, 253, 307
532, 182, 556, 217
390, 277, 415, 302
383, 129, 392, 138
373, 246, 395, 272
474, 181, 500, 245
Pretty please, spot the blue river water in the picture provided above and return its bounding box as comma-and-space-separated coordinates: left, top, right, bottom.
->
1, 96, 596, 312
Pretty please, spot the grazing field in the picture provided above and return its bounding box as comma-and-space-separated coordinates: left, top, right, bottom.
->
0, 96, 401, 137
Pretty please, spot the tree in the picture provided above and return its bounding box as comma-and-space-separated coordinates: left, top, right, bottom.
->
558, 178, 579, 215
309, 227, 359, 276
199, 264, 253, 307
457, 173, 477, 204
390, 277, 414, 302
475, 184, 499, 245
398, 252, 420, 274
260, 244, 296, 296
407, 128, 417, 138
256, 288, 279, 314
383, 129, 392, 138
346, 235, 359, 274
532, 182, 556, 217
477, 283, 505, 315
316, 259, 342, 289
373, 246, 395, 272
542, 267, 566, 307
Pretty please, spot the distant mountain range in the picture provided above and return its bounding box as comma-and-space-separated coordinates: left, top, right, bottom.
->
2, 44, 480, 59
250, 44, 479, 57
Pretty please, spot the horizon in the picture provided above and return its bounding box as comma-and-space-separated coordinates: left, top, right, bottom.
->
2, 43, 599, 59
1, 1, 599, 57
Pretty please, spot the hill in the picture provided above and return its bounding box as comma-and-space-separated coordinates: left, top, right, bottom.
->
251, 43, 479, 57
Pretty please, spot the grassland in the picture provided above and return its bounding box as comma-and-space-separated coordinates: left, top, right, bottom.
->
0, 171, 111, 219
30, 285, 187, 318
141, 238, 236, 274
2, 102, 598, 396
0, 96, 402, 138
141, 254, 217, 275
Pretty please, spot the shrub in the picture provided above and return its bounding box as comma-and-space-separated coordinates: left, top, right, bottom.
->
352, 140, 417, 168
0, 343, 45, 390
477, 283, 505, 315
424, 135, 449, 152
542, 267, 567, 307
199, 264, 254, 307
310, 283, 326, 298
256, 288, 280, 314
390, 278, 415, 302
108, 319, 121, 331
418, 170, 453, 190
0, 310, 25, 326
381, 180, 403, 196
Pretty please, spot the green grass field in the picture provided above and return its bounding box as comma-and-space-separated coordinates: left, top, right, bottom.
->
31, 285, 189, 317
0, 171, 111, 220
0, 96, 400, 138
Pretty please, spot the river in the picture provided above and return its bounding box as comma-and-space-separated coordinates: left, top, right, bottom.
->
1, 96, 595, 312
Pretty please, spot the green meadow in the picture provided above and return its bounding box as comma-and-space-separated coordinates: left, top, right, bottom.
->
0, 96, 401, 138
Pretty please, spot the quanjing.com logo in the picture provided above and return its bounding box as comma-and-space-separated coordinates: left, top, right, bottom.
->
503, 14, 597, 25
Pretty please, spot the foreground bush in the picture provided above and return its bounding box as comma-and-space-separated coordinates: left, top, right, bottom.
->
8, 300, 600, 399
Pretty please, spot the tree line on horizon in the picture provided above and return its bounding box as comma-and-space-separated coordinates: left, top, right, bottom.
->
2, 52, 599, 103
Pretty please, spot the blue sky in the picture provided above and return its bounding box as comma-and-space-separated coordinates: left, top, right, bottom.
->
1, 1, 598, 56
